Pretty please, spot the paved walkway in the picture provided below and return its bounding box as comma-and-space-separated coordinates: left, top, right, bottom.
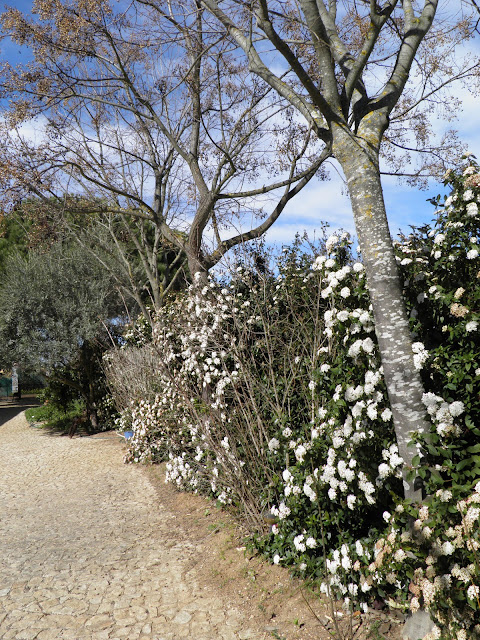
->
0, 411, 265, 640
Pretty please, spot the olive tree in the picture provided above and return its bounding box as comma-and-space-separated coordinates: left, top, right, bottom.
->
0, 242, 124, 429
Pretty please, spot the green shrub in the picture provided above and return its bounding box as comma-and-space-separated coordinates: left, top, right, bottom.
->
25, 400, 85, 432
108, 159, 480, 638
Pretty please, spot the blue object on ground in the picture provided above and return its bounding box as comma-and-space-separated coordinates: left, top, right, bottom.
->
124, 431, 134, 439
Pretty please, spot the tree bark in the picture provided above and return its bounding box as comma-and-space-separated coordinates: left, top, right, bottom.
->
332, 123, 428, 500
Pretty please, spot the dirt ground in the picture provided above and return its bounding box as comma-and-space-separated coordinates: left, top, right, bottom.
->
141, 461, 405, 640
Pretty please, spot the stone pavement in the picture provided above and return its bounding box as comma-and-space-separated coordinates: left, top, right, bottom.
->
0, 411, 267, 640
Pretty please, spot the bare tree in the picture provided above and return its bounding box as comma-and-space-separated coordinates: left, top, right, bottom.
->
198, 0, 480, 498
0, 0, 329, 317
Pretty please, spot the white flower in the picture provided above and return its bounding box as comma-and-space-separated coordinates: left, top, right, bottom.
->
347, 341, 363, 358
467, 202, 479, 217
308, 380, 315, 391
306, 537, 317, 549
436, 489, 453, 502
467, 584, 480, 601
363, 338, 375, 353
412, 342, 429, 370
303, 483, 317, 502
433, 234, 445, 245
394, 549, 406, 562
442, 541, 455, 555
412, 341, 426, 353
466, 320, 479, 332
381, 408, 392, 422
277, 502, 291, 519
463, 189, 474, 201
325, 258, 335, 269
312, 255, 326, 270
295, 444, 307, 463
294, 534, 306, 552
328, 487, 337, 500
383, 511, 391, 522
326, 235, 339, 252
366, 404, 378, 420
353, 262, 364, 272
268, 438, 280, 452
347, 494, 356, 510
419, 505, 429, 520
282, 427, 292, 438
449, 400, 465, 417
320, 364, 331, 373
345, 385, 363, 402
467, 249, 479, 259
410, 597, 420, 613
465, 506, 480, 530
340, 286, 350, 298
433, 250, 442, 259
378, 463, 390, 479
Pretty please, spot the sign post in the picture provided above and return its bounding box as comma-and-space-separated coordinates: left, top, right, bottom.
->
11, 365, 19, 400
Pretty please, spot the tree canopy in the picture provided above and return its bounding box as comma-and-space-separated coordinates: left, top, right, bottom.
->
0, 0, 328, 284
0, 241, 122, 372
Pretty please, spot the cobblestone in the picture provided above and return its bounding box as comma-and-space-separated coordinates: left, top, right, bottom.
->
0, 412, 267, 639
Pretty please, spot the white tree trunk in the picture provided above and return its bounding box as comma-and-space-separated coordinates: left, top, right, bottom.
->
333, 125, 428, 500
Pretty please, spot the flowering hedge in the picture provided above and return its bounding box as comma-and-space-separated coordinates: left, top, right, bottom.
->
109, 159, 480, 638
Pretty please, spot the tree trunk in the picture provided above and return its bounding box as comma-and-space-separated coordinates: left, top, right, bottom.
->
332, 124, 429, 501
85, 398, 99, 434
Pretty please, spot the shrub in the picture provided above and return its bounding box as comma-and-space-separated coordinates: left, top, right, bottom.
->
25, 400, 85, 432
108, 158, 480, 637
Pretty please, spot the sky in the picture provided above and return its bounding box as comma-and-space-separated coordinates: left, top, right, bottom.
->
1, 0, 479, 248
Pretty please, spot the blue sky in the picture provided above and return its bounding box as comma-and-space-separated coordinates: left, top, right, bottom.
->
1, 0, 478, 248
261, 169, 451, 246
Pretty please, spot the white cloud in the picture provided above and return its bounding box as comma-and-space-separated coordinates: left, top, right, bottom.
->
264, 170, 354, 245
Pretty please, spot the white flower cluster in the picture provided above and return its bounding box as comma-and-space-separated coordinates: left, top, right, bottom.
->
377, 444, 404, 483
320, 540, 373, 613
422, 392, 464, 437
371, 477, 480, 637
412, 342, 429, 370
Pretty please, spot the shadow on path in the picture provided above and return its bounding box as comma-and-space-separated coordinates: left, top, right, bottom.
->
0, 395, 40, 426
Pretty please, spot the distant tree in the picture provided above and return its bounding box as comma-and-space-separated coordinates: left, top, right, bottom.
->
65, 206, 191, 318
9, 195, 190, 319
0, 242, 125, 430
0, 208, 30, 276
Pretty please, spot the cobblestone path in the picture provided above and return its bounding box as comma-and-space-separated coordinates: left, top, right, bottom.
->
0, 411, 265, 640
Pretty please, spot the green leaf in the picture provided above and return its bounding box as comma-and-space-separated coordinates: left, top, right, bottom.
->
467, 444, 480, 454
